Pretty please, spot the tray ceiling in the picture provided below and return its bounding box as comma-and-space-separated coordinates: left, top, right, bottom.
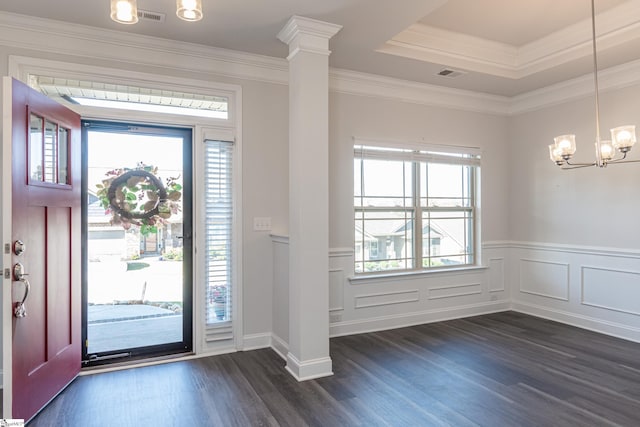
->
1, 0, 640, 96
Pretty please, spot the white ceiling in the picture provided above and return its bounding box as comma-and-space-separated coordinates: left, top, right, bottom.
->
419, 0, 627, 46
2, 0, 640, 96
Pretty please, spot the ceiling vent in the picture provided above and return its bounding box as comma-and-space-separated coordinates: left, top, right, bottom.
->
137, 9, 165, 23
437, 68, 467, 78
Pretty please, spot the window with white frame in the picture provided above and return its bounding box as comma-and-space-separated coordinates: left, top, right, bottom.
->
354, 142, 480, 274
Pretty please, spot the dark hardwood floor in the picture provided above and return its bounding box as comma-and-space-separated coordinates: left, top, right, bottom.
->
29, 312, 640, 426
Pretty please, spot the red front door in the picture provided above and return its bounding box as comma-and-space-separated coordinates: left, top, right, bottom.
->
8, 78, 81, 421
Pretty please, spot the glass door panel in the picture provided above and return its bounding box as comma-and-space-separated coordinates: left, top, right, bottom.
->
83, 121, 192, 363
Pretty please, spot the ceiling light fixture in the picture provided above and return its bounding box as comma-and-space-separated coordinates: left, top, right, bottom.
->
549, 0, 638, 169
110, 0, 139, 24
176, 0, 203, 22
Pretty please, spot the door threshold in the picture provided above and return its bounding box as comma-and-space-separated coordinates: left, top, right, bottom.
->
81, 351, 197, 375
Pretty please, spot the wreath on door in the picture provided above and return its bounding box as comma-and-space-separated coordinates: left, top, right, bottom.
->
96, 163, 182, 237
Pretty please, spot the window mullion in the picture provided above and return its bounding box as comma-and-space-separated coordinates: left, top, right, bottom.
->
470, 166, 477, 264
413, 159, 422, 270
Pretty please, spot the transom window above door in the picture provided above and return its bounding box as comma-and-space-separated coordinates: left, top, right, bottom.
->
29, 75, 229, 119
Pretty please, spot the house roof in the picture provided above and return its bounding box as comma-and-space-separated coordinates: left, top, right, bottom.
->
355, 219, 444, 240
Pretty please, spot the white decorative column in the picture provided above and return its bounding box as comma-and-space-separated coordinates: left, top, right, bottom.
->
277, 16, 341, 381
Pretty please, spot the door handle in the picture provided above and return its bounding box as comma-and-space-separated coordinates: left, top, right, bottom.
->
14, 278, 30, 318
13, 263, 30, 318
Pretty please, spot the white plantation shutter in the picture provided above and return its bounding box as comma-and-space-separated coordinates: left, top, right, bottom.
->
204, 139, 234, 340
354, 137, 481, 167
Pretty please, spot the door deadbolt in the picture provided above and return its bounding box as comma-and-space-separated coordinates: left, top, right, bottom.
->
13, 240, 25, 256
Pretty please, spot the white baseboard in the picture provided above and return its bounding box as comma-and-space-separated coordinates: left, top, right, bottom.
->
512, 300, 640, 343
271, 333, 289, 361
242, 333, 272, 351
329, 300, 510, 337
285, 353, 333, 382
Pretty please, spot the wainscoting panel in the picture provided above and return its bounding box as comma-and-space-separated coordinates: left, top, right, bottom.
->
355, 290, 420, 309
510, 242, 640, 343
488, 258, 505, 292
582, 266, 640, 316
329, 269, 345, 312
519, 258, 569, 301
273, 239, 640, 351
331, 242, 510, 336
271, 236, 290, 351
428, 283, 482, 300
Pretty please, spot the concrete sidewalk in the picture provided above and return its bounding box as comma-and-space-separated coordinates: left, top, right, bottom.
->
87, 305, 183, 354
87, 314, 183, 354
88, 304, 177, 323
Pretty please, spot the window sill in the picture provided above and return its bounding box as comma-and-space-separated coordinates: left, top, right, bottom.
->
349, 265, 487, 284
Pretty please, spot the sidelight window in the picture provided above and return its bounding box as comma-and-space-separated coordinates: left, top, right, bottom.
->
204, 139, 234, 327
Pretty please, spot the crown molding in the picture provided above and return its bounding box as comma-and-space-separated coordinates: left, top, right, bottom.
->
2, 11, 640, 118
380, 2, 640, 80
510, 57, 640, 115
330, 68, 510, 115
379, 24, 519, 79
0, 11, 509, 116
0, 11, 289, 86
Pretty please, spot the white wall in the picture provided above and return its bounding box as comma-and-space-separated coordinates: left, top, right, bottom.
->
508, 81, 640, 341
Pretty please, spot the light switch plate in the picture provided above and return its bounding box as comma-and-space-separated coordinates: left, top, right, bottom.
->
253, 217, 272, 231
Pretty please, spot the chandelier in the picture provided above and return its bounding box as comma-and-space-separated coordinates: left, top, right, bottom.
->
110, 0, 203, 24
548, 0, 637, 169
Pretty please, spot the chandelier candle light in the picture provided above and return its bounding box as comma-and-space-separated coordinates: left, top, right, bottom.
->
549, 0, 638, 169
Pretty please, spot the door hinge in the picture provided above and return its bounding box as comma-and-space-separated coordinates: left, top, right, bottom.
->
4, 268, 10, 279
4, 243, 9, 254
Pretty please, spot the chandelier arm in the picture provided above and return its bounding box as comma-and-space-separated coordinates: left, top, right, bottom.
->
564, 159, 597, 167
605, 152, 628, 164
606, 158, 640, 165
560, 163, 598, 170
